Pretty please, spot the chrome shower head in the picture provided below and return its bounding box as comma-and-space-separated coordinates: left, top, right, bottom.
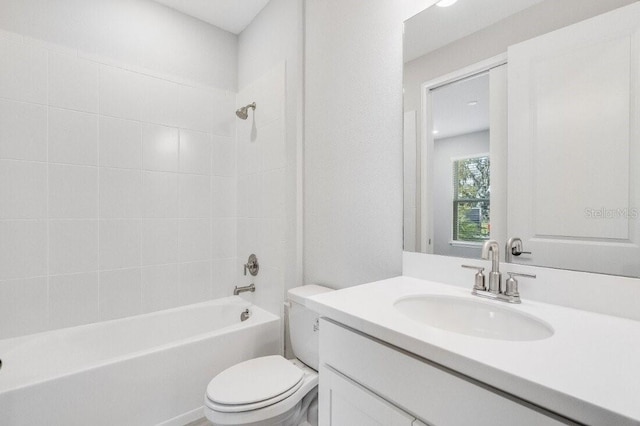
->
235, 102, 256, 120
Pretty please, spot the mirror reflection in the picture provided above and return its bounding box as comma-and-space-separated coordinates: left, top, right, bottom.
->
432, 73, 491, 258
404, 0, 640, 277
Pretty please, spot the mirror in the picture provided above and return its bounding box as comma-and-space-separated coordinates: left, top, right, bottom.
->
404, 0, 640, 277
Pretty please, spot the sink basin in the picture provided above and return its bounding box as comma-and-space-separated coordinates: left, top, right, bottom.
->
394, 295, 554, 341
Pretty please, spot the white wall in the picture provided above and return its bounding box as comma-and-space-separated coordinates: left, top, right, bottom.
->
0, 0, 238, 90
433, 131, 489, 258
238, 0, 304, 298
0, 5, 237, 339
304, 0, 406, 289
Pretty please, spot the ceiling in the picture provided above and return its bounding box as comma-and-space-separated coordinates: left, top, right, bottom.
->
432, 73, 489, 140
153, 0, 270, 34
404, 0, 546, 63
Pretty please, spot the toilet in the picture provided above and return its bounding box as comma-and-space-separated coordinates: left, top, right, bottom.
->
204, 285, 333, 426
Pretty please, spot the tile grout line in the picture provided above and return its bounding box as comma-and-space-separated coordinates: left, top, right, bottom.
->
96, 62, 102, 322
44, 49, 51, 332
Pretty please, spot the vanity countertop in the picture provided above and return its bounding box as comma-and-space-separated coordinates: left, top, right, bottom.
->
307, 276, 640, 425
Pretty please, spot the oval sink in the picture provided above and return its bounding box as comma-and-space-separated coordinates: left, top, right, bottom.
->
394, 295, 554, 341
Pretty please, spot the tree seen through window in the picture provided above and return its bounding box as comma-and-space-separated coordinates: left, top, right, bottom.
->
453, 156, 490, 242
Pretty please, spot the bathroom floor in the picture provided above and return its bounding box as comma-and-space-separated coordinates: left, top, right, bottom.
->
186, 418, 312, 426
185, 419, 210, 426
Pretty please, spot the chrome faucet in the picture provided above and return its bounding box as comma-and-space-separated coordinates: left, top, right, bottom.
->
234, 283, 255, 295
461, 240, 537, 304
481, 240, 501, 294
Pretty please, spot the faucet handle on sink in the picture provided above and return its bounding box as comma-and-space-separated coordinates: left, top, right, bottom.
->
461, 265, 486, 292
501, 272, 536, 303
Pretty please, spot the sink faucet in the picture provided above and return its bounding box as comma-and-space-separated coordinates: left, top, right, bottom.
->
481, 240, 501, 294
462, 240, 537, 304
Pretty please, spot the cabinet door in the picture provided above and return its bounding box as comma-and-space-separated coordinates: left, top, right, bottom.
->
319, 365, 417, 426
507, 2, 640, 276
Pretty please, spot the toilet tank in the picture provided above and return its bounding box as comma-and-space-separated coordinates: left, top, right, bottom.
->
287, 285, 333, 370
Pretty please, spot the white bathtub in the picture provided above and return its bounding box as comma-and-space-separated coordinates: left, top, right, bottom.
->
0, 297, 280, 426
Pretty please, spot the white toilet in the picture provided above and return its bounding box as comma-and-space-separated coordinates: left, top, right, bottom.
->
204, 285, 333, 426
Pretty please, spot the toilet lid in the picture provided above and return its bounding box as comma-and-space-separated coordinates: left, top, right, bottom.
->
206, 355, 304, 406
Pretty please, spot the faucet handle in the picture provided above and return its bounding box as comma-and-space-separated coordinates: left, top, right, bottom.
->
502, 272, 536, 303
462, 265, 486, 291
462, 264, 485, 272
507, 272, 536, 279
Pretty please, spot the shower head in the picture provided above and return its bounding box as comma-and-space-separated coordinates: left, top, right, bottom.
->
235, 102, 256, 120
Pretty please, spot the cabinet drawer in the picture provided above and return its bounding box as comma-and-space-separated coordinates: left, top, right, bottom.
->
320, 365, 418, 426
319, 319, 575, 426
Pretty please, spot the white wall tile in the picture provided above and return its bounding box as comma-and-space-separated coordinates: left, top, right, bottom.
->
99, 168, 142, 218
98, 65, 143, 120
179, 130, 212, 175
179, 218, 211, 262
259, 120, 286, 171
141, 76, 180, 127
212, 217, 237, 259
142, 124, 179, 172
0, 36, 244, 336
177, 84, 214, 133
0, 160, 47, 219
98, 116, 142, 169
212, 258, 236, 299
99, 268, 142, 320
237, 175, 250, 218
212, 135, 235, 177
49, 52, 98, 113
249, 68, 285, 130
246, 173, 263, 218
49, 272, 99, 329
49, 220, 99, 275
262, 169, 285, 219
179, 174, 211, 218
211, 89, 236, 137
0, 220, 47, 280
213, 176, 237, 218
99, 220, 141, 270
260, 219, 285, 271
180, 261, 212, 305
141, 219, 179, 266
0, 39, 47, 104
250, 266, 283, 316
48, 108, 98, 166
49, 164, 98, 219
141, 264, 180, 313
0, 99, 47, 161
142, 171, 178, 218
0, 277, 48, 339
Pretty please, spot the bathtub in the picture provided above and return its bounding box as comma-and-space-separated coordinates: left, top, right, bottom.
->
0, 297, 280, 426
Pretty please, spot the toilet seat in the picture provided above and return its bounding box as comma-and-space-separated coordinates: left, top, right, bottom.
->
207, 376, 304, 413
204, 357, 319, 426
207, 355, 304, 408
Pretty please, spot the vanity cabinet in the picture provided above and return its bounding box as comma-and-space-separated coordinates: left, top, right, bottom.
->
319, 319, 574, 426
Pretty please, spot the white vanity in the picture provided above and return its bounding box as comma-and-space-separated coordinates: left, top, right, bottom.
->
308, 276, 640, 426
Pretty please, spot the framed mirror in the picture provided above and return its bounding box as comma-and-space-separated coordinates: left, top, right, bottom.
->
403, 0, 640, 277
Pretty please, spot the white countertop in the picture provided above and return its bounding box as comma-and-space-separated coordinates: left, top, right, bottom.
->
307, 276, 640, 425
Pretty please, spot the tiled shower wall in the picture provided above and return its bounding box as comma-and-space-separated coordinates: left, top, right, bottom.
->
235, 64, 286, 318
0, 33, 237, 339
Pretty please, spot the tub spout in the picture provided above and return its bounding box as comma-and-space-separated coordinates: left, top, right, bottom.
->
233, 284, 255, 296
